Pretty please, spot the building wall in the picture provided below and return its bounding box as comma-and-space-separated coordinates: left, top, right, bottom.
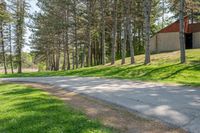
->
150, 35, 157, 53
150, 32, 180, 53
193, 32, 200, 48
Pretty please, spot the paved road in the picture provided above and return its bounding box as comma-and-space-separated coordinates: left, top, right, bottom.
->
2, 77, 200, 133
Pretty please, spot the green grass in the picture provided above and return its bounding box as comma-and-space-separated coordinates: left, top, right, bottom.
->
1, 49, 200, 86
0, 84, 114, 133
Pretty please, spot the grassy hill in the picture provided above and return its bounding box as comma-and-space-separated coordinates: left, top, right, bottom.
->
1, 49, 200, 86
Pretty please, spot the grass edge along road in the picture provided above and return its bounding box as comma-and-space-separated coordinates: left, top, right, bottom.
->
0, 83, 114, 133
0, 49, 200, 86
0, 83, 187, 133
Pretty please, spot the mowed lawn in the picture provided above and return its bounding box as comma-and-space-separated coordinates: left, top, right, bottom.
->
0, 84, 113, 133
1, 49, 200, 86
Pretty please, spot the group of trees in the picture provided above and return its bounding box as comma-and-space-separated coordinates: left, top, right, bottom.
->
31, 0, 164, 71
0, 0, 27, 74
31, 0, 144, 71
0, 0, 200, 73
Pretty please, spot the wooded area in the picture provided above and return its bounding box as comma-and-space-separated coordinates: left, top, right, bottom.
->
0, 0, 200, 74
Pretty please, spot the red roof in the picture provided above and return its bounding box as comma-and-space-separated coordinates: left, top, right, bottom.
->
189, 23, 200, 33
159, 16, 190, 33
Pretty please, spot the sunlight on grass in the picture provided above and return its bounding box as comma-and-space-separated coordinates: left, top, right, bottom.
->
0, 84, 114, 133
0, 49, 200, 86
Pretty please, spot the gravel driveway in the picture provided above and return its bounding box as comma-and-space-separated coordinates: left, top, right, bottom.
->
2, 77, 200, 133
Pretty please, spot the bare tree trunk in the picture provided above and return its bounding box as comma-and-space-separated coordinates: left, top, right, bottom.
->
65, 6, 70, 70
49, 55, 53, 71
62, 10, 67, 70
121, 1, 128, 65
179, 0, 186, 63
100, 0, 106, 65
87, 0, 92, 67
0, 22, 7, 74
52, 54, 56, 71
46, 51, 50, 71
62, 9, 67, 71
127, 0, 135, 64
9, 25, 14, 74
55, 50, 60, 71
98, 34, 102, 65
16, 0, 25, 73
162, 0, 165, 28
81, 43, 86, 68
62, 30, 67, 70
16, 1, 22, 73
111, 0, 118, 65
94, 39, 97, 65
121, 23, 127, 64
17, 40, 22, 73
129, 26, 135, 64
54, 41, 60, 71
75, 25, 78, 69
191, 9, 194, 24
143, 0, 152, 64
73, 0, 78, 69
72, 47, 75, 69
91, 41, 93, 66
67, 43, 70, 70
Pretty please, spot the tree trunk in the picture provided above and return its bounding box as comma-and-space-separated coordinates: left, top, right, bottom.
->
162, 0, 165, 28
72, 47, 75, 69
179, 0, 186, 63
52, 54, 56, 71
100, 0, 106, 65
128, 26, 135, 64
127, 0, 135, 64
91, 41, 93, 66
0, 22, 7, 74
67, 43, 70, 70
55, 50, 60, 71
62, 31, 67, 70
65, 6, 70, 70
87, 0, 92, 67
16, 0, 25, 73
62, 15, 67, 70
94, 39, 97, 65
81, 43, 86, 68
9, 25, 14, 73
121, 22, 127, 65
143, 0, 152, 64
121, 1, 128, 65
46, 51, 50, 71
111, 0, 118, 65
73, 0, 78, 69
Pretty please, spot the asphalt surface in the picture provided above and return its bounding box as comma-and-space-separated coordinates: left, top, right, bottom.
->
2, 77, 200, 133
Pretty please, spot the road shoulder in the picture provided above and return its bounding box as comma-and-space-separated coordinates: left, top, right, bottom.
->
8, 82, 186, 133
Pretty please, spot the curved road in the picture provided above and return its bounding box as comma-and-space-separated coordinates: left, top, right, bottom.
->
2, 77, 200, 133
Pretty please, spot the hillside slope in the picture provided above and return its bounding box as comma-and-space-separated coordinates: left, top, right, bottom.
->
1, 49, 200, 86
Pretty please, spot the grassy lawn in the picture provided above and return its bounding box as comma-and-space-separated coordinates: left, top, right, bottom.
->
0, 84, 114, 133
0, 49, 200, 86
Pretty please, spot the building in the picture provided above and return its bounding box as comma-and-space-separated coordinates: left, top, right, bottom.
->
150, 16, 200, 53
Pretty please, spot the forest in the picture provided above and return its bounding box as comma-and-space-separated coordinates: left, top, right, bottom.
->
0, 0, 200, 74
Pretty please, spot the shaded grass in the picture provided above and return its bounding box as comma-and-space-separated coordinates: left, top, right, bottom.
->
1, 49, 200, 86
0, 84, 114, 133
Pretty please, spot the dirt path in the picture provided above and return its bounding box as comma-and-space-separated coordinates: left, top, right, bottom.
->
17, 82, 186, 133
